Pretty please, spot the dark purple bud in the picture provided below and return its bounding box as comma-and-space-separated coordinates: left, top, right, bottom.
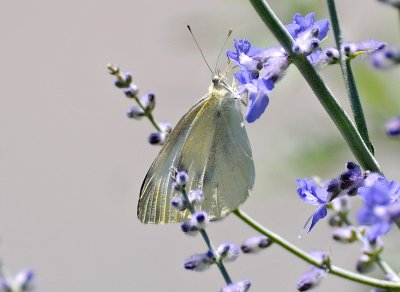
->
171, 196, 188, 211
356, 254, 375, 274
184, 253, 214, 272
241, 235, 272, 253
296, 268, 326, 291
123, 84, 139, 97
126, 106, 144, 119
220, 280, 251, 292
217, 243, 240, 262
175, 171, 188, 186
385, 116, 400, 137
181, 221, 199, 236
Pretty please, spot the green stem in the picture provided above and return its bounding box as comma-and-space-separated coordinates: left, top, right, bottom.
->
181, 189, 232, 285
248, 0, 381, 173
234, 209, 400, 289
132, 96, 161, 132
326, 0, 374, 154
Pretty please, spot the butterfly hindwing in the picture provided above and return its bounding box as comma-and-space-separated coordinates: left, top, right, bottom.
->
138, 85, 255, 224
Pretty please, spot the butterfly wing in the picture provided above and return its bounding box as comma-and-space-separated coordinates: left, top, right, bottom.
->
138, 88, 255, 224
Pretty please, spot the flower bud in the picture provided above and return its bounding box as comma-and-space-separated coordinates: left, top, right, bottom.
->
216, 243, 240, 263
356, 254, 375, 274
296, 268, 326, 291
220, 280, 251, 292
181, 221, 199, 236
123, 84, 139, 98
14, 269, 34, 291
184, 252, 215, 272
332, 227, 358, 243
241, 235, 272, 253
192, 211, 209, 229
175, 171, 189, 186
171, 196, 188, 211
126, 106, 144, 119
188, 189, 204, 206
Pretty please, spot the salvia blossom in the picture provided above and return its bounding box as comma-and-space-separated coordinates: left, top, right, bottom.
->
226, 13, 330, 123
385, 116, 400, 137
216, 243, 240, 263
220, 280, 251, 292
285, 13, 329, 58
297, 162, 366, 232
357, 176, 400, 242
184, 251, 215, 272
296, 178, 329, 232
241, 235, 272, 253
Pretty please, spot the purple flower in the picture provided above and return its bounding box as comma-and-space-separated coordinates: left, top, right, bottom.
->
235, 70, 275, 123
241, 235, 272, 254
358, 177, 400, 241
296, 178, 329, 232
226, 39, 260, 72
285, 13, 329, 61
385, 116, 400, 136
285, 13, 329, 41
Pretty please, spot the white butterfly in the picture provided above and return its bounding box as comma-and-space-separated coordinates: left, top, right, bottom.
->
138, 75, 255, 223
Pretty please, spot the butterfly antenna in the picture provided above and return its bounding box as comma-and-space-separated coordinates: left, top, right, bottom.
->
215, 28, 233, 73
187, 25, 214, 76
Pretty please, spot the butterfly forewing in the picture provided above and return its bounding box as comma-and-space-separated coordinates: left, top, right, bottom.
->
138, 84, 255, 223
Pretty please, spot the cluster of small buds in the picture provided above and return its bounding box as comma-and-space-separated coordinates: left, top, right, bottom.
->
220, 280, 251, 292
241, 235, 272, 253
385, 116, 400, 137
296, 250, 329, 291
171, 170, 189, 192
356, 232, 384, 273
0, 268, 34, 292
184, 251, 215, 272
322, 41, 387, 67
371, 46, 400, 69
107, 64, 172, 146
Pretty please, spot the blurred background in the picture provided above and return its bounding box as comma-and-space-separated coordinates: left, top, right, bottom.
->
0, 0, 399, 291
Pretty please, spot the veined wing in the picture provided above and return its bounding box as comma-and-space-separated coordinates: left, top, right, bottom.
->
138, 89, 255, 224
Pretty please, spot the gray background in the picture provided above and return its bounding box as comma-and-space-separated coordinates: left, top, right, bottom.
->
0, 0, 399, 291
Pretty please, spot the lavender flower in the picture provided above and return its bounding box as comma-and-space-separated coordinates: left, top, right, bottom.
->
285, 13, 329, 63
296, 178, 329, 232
